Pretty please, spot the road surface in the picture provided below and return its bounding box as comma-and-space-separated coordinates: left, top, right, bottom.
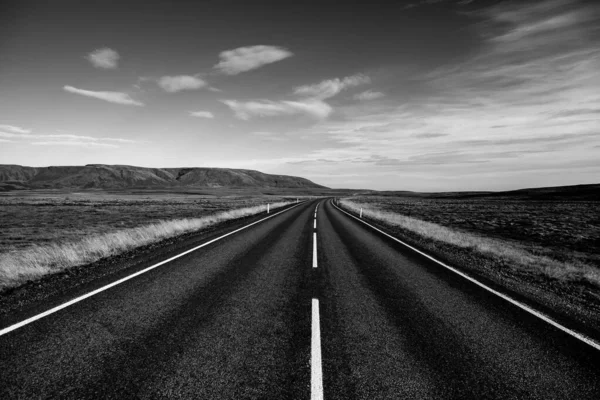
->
1, 199, 599, 399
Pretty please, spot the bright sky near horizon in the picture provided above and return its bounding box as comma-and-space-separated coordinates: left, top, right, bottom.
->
0, 0, 599, 191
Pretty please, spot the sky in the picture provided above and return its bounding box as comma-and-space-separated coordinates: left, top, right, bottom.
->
0, 0, 599, 191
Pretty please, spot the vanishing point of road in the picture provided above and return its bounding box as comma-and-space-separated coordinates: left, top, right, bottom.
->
1, 199, 599, 399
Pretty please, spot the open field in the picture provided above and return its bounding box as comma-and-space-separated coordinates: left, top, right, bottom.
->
339, 195, 600, 333
343, 195, 600, 269
0, 189, 303, 253
0, 190, 301, 290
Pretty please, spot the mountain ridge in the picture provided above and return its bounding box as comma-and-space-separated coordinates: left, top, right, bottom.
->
0, 164, 327, 190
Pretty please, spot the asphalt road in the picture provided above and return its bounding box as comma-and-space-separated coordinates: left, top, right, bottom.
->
1, 199, 599, 399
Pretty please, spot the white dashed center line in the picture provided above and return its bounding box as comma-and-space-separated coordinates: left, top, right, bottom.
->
312, 232, 318, 269
311, 298, 324, 400
311, 202, 324, 399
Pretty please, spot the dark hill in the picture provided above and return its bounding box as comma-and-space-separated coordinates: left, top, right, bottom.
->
0, 164, 327, 191
489, 183, 600, 201
377, 184, 600, 201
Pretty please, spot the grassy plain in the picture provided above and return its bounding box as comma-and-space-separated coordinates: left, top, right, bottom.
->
343, 196, 600, 270
0, 189, 302, 290
340, 195, 600, 330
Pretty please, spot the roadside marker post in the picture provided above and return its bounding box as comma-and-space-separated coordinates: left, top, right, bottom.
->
360, 208, 363, 218
267, 203, 270, 214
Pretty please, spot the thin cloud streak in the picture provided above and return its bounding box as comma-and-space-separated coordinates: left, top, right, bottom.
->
158, 75, 207, 92
354, 90, 385, 101
221, 99, 332, 120
0, 129, 135, 148
294, 74, 370, 99
63, 85, 144, 106
32, 141, 119, 148
413, 133, 449, 139
250, 131, 287, 142
222, 73, 369, 120
214, 45, 293, 75
0, 124, 31, 134
189, 111, 214, 118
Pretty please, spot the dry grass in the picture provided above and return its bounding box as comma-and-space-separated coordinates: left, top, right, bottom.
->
341, 195, 600, 264
0, 201, 292, 290
0, 192, 298, 252
340, 199, 600, 287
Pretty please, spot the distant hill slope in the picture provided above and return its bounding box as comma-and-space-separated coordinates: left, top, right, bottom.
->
490, 183, 600, 201
0, 164, 327, 190
376, 184, 600, 201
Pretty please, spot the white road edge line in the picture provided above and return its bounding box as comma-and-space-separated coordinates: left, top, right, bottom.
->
313, 232, 318, 269
0, 202, 307, 337
314, 219, 317, 229
332, 200, 600, 351
311, 298, 324, 400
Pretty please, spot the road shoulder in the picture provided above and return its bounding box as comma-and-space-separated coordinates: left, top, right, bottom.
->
0, 202, 305, 326
332, 200, 600, 344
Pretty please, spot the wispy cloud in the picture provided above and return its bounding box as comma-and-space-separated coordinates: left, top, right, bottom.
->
455, 132, 599, 148
354, 90, 385, 101
413, 133, 449, 139
86, 48, 120, 69
97, 137, 136, 143
403, 0, 472, 10
221, 100, 286, 119
188, 110, 214, 118
31, 141, 119, 148
294, 74, 370, 99
277, 0, 600, 185
214, 45, 293, 75
0, 132, 16, 139
250, 131, 287, 142
63, 85, 144, 106
34, 134, 135, 143
221, 99, 332, 120
0, 138, 14, 143
0, 124, 31, 134
221, 73, 369, 120
158, 75, 207, 93
0, 128, 135, 148
281, 99, 333, 119
0, 131, 30, 139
